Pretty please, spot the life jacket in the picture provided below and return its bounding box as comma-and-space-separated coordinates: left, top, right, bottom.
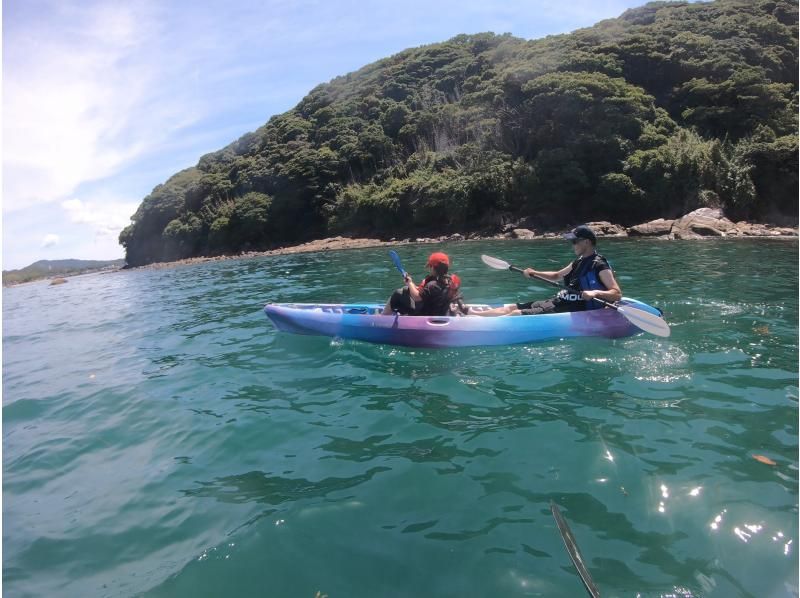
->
418, 273, 463, 316
558, 253, 609, 311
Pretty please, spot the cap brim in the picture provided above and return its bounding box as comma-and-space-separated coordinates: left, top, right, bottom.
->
563, 232, 577, 240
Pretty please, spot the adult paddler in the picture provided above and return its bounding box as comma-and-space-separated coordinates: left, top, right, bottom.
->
475, 225, 622, 316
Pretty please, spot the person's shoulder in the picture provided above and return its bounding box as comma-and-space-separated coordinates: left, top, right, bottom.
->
421, 278, 443, 292
593, 253, 611, 269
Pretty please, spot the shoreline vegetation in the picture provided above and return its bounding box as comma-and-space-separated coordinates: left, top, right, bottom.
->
128, 208, 797, 271
117, 1, 799, 268
6, 209, 796, 286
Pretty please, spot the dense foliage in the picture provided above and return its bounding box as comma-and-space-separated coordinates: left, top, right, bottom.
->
120, 0, 798, 265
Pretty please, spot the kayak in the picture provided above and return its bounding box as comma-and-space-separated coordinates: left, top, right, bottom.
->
263, 298, 663, 348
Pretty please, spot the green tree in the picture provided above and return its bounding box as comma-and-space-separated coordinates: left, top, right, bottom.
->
162, 214, 204, 260
229, 192, 273, 249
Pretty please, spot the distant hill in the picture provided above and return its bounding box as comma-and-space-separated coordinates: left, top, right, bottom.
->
3, 259, 125, 285
119, 0, 798, 266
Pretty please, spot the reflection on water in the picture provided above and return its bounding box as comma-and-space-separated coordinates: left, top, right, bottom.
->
182, 467, 390, 505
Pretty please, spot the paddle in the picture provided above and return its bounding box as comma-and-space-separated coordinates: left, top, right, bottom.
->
551, 501, 601, 598
480, 254, 671, 337
388, 250, 407, 278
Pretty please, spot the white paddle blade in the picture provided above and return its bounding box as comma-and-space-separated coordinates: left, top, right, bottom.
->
481, 254, 511, 270
618, 305, 671, 337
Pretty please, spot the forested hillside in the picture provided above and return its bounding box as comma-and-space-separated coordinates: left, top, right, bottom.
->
2, 259, 125, 285
120, 0, 798, 266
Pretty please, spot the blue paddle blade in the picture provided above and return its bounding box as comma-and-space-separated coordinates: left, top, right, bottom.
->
388, 250, 405, 276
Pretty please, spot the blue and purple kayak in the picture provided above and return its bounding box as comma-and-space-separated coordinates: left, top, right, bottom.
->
264, 298, 662, 348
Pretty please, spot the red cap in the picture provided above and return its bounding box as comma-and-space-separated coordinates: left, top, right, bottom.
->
426, 252, 450, 268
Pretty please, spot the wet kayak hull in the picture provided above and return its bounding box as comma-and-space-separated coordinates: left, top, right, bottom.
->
263, 299, 661, 348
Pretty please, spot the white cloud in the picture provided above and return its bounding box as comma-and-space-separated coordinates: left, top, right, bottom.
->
2, 1, 207, 214
61, 197, 139, 238
41, 234, 60, 248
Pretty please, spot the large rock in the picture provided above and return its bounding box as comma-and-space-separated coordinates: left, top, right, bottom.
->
511, 228, 537, 239
585, 221, 628, 237
500, 216, 537, 234
732, 222, 799, 237
671, 227, 702, 239
672, 207, 736, 237
482, 211, 517, 232
772, 227, 799, 236
628, 218, 675, 236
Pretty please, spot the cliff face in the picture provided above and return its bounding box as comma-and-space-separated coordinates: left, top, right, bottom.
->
120, 0, 799, 266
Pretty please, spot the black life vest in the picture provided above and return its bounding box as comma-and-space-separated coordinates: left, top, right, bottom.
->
557, 253, 609, 310
418, 274, 462, 316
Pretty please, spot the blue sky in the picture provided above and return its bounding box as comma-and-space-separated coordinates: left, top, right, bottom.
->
3, 0, 652, 270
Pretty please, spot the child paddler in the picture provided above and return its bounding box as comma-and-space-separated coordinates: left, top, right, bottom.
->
382, 252, 468, 316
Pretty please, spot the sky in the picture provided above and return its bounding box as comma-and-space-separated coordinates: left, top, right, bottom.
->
3, 0, 653, 270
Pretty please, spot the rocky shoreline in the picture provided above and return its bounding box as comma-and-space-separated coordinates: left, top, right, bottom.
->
131, 208, 797, 271
502, 208, 798, 240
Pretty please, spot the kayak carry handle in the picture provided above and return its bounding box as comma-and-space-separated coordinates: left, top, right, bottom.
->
426, 318, 450, 326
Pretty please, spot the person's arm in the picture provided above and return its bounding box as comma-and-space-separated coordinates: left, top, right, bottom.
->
523, 264, 572, 282
581, 269, 622, 303
405, 274, 423, 302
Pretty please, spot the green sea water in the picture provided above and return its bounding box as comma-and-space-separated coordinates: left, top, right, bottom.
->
3, 239, 798, 597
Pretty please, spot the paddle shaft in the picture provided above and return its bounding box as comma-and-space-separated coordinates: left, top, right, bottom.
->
551, 501, 601, 598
